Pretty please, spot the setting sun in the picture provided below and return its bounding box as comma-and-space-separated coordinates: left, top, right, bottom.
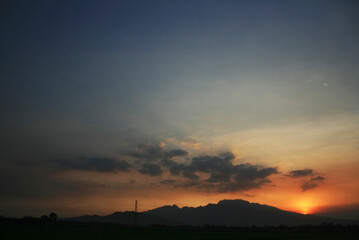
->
301, 209, 310, 215
295, 200, 316, 215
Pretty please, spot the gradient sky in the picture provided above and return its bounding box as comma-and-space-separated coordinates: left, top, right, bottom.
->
1, 0, 359, 218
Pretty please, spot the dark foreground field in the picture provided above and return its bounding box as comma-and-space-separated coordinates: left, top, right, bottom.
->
1, 221, 359, 240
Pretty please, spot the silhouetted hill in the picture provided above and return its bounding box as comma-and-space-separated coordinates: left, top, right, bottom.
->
66, 199, 355, 226
144, 199, 354, 226
67, 211, 178, 226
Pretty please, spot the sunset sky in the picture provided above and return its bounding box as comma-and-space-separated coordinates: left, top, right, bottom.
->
1, 0, 359, 219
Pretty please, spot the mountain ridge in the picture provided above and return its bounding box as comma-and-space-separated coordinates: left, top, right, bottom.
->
67, 199, 354, 226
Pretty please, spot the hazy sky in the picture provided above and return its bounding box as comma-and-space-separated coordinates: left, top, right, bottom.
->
1, 0, 359, 218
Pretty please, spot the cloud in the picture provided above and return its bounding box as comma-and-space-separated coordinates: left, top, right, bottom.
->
206, 172, 230, 183
311, 176, 325, 181
169, 165, 185, 176
221, 164, 278, 192
138, 163, 163, 176
59, 157, 131, 172
233, 164, 278, 182
127, 143, 165, 162
164, 149, 188, 158
287, 169, 313, 178
189, 152, 236, 174
301, 175, 325, 192
182, 170, 199, 180
218, 178, 272, 192
124, 144, 324, 193
126, 143, 189, 177
301, 182, 317, 191
160, 179, 176, 184
127, 143, 188, 162
285, 168, 325, 191
158, 152, 278, 192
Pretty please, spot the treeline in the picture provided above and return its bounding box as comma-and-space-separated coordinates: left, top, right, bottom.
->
0, 212, 57, 223
165, 223, 359, 232
1, 215, 358, 233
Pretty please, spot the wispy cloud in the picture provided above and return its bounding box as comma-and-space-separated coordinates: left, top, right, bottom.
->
287, 169, 314, 178
301, 175, 325, 192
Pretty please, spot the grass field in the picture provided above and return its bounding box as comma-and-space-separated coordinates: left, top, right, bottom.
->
1, 222, 358, 240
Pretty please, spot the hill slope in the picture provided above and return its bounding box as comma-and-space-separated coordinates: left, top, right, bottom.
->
144, 199, 351, 226
67, 199, 354, 226
67, 211, 178, 226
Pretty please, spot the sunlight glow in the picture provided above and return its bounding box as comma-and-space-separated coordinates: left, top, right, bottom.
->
295, 199, 315, 215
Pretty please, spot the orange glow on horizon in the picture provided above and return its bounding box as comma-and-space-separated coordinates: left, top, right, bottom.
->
294, 199, 317, 215
299, 208, 311, 215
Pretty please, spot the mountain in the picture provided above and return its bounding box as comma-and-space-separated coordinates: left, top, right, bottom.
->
144, 199, 353, 226
66, 211, 178, 226
67, 199, 354, 227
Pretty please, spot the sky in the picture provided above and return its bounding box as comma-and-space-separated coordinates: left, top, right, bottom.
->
1, 0, 359, 219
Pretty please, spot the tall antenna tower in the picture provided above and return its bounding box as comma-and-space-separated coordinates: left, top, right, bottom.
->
133, 200, 138, 226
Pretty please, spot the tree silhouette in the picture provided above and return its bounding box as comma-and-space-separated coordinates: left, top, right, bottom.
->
49, 212, 57, 221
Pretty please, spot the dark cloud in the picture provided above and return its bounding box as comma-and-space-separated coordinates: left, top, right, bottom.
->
233, 164, 278, 182
156, 152, 278, 192
183, 153, 277, 189
169, 164, 184, 176
311, 176, 325, 181
218, 178, 272, 192
160, 179, 176, 184
189, 152, 236, 174
0, 155, 134, 201
127, 144, 165, 162
287, 169, 313, 178
175, 181, 201, 188
301, 182, 317, 191
301, 175, 325, 192
206, 172, 230, 183
139, 163, 163, 176
182, 170, 199, 180
59, 157, 131, 172
162, 158, 187, 176
287, 169, 325, 191
125, 145, 319, 193
219, 164, 278, 192
165, 149, 188, 158
0, 162, 105, 201
125, 143, 188, 176
127, 143, 188, 162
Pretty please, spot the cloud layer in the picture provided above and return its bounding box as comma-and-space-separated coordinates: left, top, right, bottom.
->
286, 168, 325, 191
0, 141, 326, 205
287, 169, 313, 178
127, 144, 279, 192
301, 176, 325, 192
58, 157, 131, 172
50, 144, 326, 193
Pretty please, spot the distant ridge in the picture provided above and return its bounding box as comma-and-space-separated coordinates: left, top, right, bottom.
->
67, 199, 354, 226
144, 199, 354, 226
67, 211, 179, 226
